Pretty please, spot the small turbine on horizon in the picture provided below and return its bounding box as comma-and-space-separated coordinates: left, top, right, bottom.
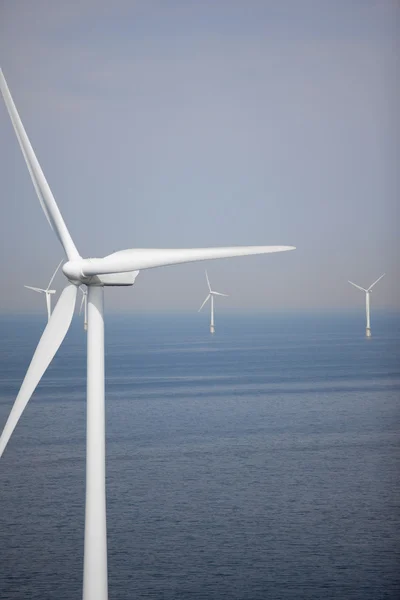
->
348, 274, 385, 337
198, 270, 228, 334
79, 286, 88, 331
24, 260, 63, 321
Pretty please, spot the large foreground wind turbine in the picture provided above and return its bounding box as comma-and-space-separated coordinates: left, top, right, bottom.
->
348, 274, 385, 337
198, 270, 228, 333
24, 260, 63, 321
0, 68, 295, 600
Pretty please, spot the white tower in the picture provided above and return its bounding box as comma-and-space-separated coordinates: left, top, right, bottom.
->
348, 274, 385, 337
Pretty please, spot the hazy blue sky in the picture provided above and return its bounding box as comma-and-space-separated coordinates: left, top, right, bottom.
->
0, 0, 398, 312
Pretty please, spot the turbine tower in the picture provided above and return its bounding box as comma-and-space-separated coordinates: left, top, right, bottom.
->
79, 286, 88, 331
0, 68, 295, 600
24, 260, 63, 321
198, 270, 228, 333
348, 274, 385, 337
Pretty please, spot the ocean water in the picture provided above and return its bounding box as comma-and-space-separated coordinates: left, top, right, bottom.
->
0, 311, 399, 600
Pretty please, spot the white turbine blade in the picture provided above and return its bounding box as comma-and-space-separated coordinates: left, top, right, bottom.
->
205, 270, 211, 292
368, 273, 385, 291
46, 259, 64, 291
212, 292, 229, 297
78, 246, 296, 276
0, 70, 80, 261
24, 286, 45, 293
348, 281, 367, 292
198, 294, 211, 312
0, 284, 77, 458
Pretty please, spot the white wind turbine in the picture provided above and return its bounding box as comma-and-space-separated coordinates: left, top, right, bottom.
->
0, 68, 295, 600
24, 259, 63, 321
198, 270, 228, 333
348, 274, 385, 337
79, 286, 88, 331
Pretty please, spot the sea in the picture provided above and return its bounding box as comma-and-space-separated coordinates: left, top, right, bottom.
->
0, 311, 399, 600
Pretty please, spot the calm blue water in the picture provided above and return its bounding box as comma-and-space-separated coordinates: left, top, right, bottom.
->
0, 312, 399, 600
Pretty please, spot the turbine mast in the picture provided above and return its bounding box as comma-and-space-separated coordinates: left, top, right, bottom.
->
45, 292, 52, 322
365, 291, 371, 337
210, 294, 215, 334
83, 285, 108, 600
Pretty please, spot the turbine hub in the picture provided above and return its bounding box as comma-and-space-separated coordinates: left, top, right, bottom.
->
63, 260, 88, 284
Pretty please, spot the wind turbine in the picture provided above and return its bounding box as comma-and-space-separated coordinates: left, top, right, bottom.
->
348, 274, 385, 337
24, 260, 63, 321
198, 270, 228, 333
0, 68, 295, 600
79, 286, 88, 331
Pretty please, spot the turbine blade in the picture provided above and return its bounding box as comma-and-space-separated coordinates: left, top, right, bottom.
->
46, 259, 64, 290
0, 70, 80, 261
24, 286, 45, 293
348, 281, 367, 292
205, 270, 211, 291
198, 294, 211, 312
368, 273, 385, 291
0, 284, 77, 458
79, 246, 296, 276
212, 292, 229, 297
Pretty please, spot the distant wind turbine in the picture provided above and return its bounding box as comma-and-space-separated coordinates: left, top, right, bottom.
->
198, 270, 228, 333
0, 68, 295, 600
24, 260, 63, 321
79, 286, 88, 331
348, 274, 385, 337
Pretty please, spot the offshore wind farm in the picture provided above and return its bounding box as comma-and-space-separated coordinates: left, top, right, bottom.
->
0, 2, 398, 600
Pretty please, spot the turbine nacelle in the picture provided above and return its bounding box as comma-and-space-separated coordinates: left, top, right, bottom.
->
62, 261, 139, 286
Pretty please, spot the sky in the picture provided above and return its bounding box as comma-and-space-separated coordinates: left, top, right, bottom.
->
0, 0, 398, 313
